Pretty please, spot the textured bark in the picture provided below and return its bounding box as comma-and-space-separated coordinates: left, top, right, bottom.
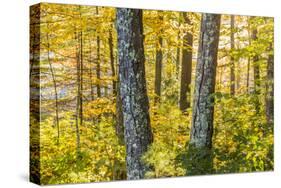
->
188, 13, 221, 175
116, 8, 153, 180
266, 43, 274, 124
230, 15, 235, 95
154, 13, 164, 103
116, 80, 124, 143
179, 13, 193, 111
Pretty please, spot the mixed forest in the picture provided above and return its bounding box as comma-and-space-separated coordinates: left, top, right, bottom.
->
30, 3, 274, 185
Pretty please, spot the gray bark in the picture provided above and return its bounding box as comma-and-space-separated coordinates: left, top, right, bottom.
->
179, 13, 193, 111
188, 13, 221, 175
116, 8, 153, 180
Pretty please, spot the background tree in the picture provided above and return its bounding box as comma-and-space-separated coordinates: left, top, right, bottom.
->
179, 12, 193, 111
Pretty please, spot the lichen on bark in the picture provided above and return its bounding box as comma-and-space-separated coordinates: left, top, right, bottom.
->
116, 8, 153, 180
188, 13, 221, 175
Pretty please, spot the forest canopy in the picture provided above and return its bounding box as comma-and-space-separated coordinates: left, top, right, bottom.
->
30, 3, 274, 185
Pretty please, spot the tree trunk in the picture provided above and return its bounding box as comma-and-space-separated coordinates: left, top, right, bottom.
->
154, 12, 163, 103
266, 42, 274, 124
116, 8, 153, 180
230, 15, 235, 95
116, 80, 124, 144
252, 28, 260, 112
96, 35, 101, 97
246, 57, 250, 93
75, 31, 81, 158
179, 13, 193, 111
79, 31, 83, 127
188, 13, 221, 175
46, 30, 60, 146
96, 7, 101, 98
109, 25, 117, 95
176, 13, 181, 79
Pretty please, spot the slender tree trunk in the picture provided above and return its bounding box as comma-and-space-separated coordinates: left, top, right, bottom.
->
154, 12, 163, 103
246, 57, 250, 93
96, 7, 101, 98
46, 31, 60, 146
89, 40, 95, 101
230, 15, 235, 95
75, 31, 81, 158
179, 13, 193, 111
109, 25, 117, 95
116, 8, 153, 180
266, 42, 274, 124
79, 31, 83, 127
246, 18, 251, 93
188, 13, 221, 175
176, 13, 181, 79
252, 28, 260, 112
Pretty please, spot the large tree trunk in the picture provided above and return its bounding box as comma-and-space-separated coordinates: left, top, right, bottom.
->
266, 42, 274, 124
116, 8, 153, 180
116, 80, 124, 144
188, 13, 221, 175
230, 15, 235, 95
179, 13, 193, 111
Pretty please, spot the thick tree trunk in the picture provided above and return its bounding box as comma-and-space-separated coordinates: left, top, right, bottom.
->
188, 13, 221, 175
230, 15, 235, 95
179, 13, 193, 111
116, 80, 124, 143
116, 8, 153, 180
154, 13, 164, 103
266, 43, 274, 124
